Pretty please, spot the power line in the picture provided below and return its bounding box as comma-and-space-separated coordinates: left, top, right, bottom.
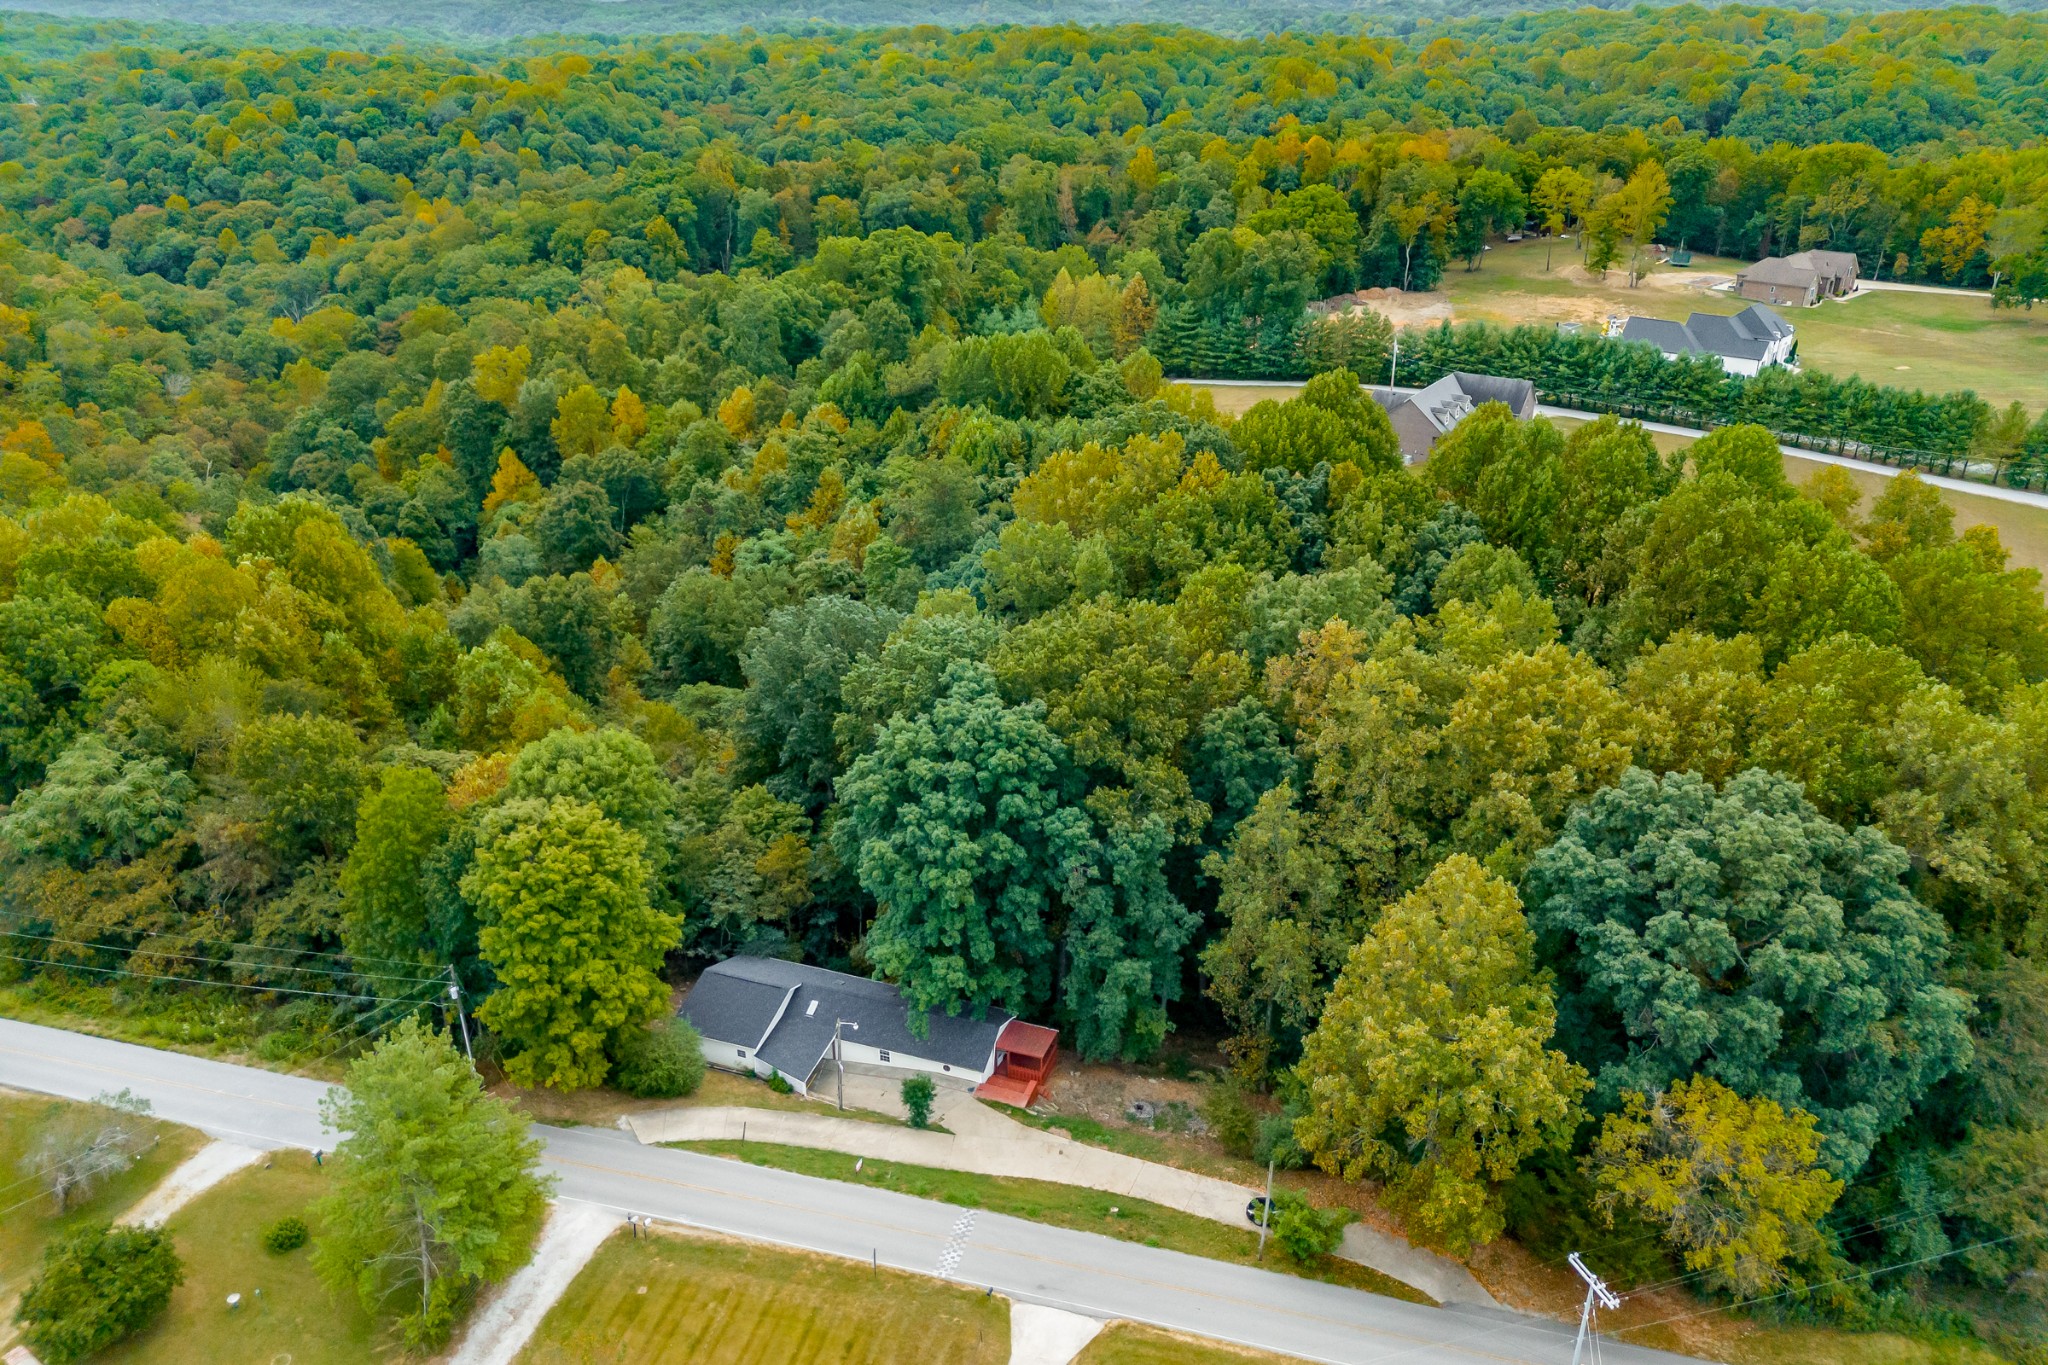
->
1611, 1232, 2027, 1341
0, 919, 442, 974
1568, 1162, 2042, 1305
0, 926, 444, 986
0, 951, 417, 1004
294, 979, 449, 1072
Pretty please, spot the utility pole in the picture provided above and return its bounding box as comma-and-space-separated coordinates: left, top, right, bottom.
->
446, 965, 473, 1063
1256, 1153, 1276, 1260
1388, 334, 1400, 390
1568, 1252, 1621, 1365
834, 1020, 859, 1111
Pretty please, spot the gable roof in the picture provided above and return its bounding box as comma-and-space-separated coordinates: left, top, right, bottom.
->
1623, 306, 1792, 363
1402, 373, 1477, 435
1736, 257, 1820, 289
1447, 371, 1537, 417
1372, 372, 1538, 436
1733, 302, 1792, 340
680, 957, 1012, 1081
1785, 249, 1858, 280
1620, 315, 1704, 356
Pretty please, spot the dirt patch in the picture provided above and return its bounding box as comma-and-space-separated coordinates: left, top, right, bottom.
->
1640, 268, 1735, 294
1311, 286, 1453, 329
1042, 1065, 1212, 1133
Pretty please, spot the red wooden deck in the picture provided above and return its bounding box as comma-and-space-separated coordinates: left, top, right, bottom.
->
973, 1073, 1038, 1107
974, 1019, 1060, 1108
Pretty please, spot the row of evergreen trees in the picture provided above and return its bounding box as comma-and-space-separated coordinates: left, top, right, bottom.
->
1152, 310, 2048, 488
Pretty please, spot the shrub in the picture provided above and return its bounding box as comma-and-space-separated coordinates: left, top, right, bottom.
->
765, 1070, 794, 1095
262, 1214, 309, 1253
16, 1223, 184, 1364
902, 1073, 936, 1129
1270, 1190, 1347, 1264
1254, 1110, 1310, 1170
1205, 1082, 1260, 1158
612, 1016, 708, 1099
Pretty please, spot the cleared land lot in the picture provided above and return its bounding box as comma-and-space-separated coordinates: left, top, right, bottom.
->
1435, 240, 2048, 411
518, 1226, 1010, 1365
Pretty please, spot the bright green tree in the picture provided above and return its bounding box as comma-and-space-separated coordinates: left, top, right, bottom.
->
1295, 854, 1588, 1253
0, 733, 191, 868
464, 797, 678, 1090
15, 1223, 183, 1364
834, 661, 1094, 1023
1526, 767, 1972, 1176
313, 1019, 549, 1349
228, 712, 368, 860
1200, 783, 1355, 1078
341, 766, 452, 975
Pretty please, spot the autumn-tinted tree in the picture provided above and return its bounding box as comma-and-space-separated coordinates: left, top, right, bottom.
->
1295, 855, 1588, 1253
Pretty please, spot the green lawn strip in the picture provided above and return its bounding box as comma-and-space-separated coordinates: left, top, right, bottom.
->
519, 1224, 1010, 1365
675, 1140, 1432, 1305
91, 1152, 385, 1365
0, 1093, 207, 1307
1076, 1321, 1301, 1364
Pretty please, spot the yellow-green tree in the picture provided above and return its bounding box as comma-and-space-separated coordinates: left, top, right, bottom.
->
1530, 165, 1593, 270
463, 796, 678, 1090
1294, 854, 1587, 1253
1589, 1076, 1842, 1296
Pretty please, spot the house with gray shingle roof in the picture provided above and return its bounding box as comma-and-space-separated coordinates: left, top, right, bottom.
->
1370, 371, 1537, 463
678, 956, 1059, 1103
1618, 303, 1796, 377
1736, 250, 1859, 307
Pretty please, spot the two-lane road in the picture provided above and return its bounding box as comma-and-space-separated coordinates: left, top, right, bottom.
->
0, 1016, 1701, 1365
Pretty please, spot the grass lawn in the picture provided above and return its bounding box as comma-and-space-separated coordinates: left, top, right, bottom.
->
1076, 1322, 1299, 1364
92, 1151, 385, 1365
518, 1226, 1010, 1365
677, 1139, 1432, 1305
0, 1091, 205, 1326
1440, 240, 2048, 412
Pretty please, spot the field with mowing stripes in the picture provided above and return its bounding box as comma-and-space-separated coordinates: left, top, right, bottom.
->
519, 1227, 1010, 1365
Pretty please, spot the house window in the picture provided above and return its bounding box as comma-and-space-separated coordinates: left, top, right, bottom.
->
878, 1050, 892, 1063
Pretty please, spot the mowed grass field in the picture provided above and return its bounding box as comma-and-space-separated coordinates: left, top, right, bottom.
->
1439, 239, 2048, 411
91, 1153, 383, 1365
0, 1090, 205, 1340
1077, 1322, 1300, 1363
518, 1227, 1010, 1365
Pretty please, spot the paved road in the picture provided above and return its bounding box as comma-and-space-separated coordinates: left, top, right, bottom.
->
0, 1017, 1700, 1365
1848, 280, 1994, 300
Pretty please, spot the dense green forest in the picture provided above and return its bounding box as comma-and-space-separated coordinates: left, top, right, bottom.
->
0, 7, 2045, 1353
